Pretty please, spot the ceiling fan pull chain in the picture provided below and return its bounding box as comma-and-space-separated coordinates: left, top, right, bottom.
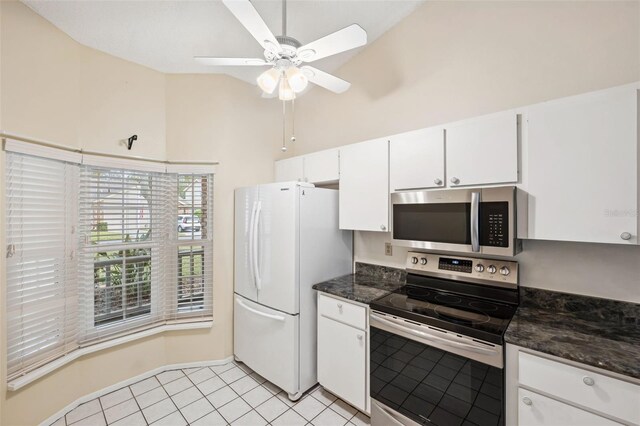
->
291, 98, 296, 143
281, 99, 287, 152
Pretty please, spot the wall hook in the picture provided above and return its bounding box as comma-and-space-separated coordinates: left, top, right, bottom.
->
127, 134, 138, 150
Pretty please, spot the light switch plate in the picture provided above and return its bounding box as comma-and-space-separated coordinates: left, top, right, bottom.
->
385, 243, 392, 256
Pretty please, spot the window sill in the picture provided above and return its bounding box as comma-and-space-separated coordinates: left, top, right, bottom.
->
7, 320, 213, 391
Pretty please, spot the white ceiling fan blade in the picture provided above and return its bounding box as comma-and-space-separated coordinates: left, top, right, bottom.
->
297, 24, 367, 63
194, 57, 268, 66
301, 66, 351, 94
222, 0, 282, 54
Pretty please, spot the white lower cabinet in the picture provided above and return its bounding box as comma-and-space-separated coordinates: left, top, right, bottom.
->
506, 344, 639, 426
317, 293, 369, 413
518, 389, 621, 426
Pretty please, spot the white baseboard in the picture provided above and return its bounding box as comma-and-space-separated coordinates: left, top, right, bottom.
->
39, 356, 234, 426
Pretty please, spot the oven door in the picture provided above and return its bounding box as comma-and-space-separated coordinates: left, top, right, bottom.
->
370, 311, 505, 426
391, 186, 517, 256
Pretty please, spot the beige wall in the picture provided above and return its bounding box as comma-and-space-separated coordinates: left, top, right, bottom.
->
293, 1, 640, 153
0, 2, 281, 424
290, 1, 640, 303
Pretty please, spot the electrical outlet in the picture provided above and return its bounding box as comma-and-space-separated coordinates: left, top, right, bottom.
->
385, 243, 393, 256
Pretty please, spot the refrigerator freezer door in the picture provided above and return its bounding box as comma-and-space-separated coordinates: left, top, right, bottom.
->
234, 294, 299, 395
234, 185, 259, 302
256, 182, 299, 315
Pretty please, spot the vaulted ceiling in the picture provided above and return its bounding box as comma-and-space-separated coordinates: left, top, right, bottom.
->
23, 0, 424, 85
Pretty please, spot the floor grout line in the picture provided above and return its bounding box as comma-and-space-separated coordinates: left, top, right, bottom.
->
52, 361, 370, 426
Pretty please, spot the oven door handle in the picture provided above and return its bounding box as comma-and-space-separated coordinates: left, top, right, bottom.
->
471, 191, 481, 252
371, 313, 496, 355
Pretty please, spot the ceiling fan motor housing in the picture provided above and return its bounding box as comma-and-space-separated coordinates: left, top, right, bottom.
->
264, 35, 303, 66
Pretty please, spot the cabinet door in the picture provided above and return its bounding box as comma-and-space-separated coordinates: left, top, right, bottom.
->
518, 389, 621, 426
446, 111, 519, 186
339, 139, 389, 231
526, 86, 637, 244
275, 157, 304, 182
390, 128, 445, 191
304, 148, 339, 184
318, 315, 367, 411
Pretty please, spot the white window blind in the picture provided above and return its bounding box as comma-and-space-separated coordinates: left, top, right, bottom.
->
77, 166, 214, 345
169, 173, 213, 320
4, 140, 215, 387
78, 166, 171, 343
5, 152, 79, 382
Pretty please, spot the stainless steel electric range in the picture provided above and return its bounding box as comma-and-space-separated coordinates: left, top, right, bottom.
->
369, 251, 519, 426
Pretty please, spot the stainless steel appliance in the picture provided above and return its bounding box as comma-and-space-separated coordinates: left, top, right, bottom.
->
391, 186, 522, 257
369, 251, 519, 426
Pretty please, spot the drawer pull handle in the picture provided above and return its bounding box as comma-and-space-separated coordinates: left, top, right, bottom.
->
522, 397, 533, 406
583, 376, 595, 386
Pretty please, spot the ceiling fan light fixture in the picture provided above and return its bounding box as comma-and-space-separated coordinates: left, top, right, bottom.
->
285, 67, 308, 93
257, 67, 281, 94
279, 76, 296, 101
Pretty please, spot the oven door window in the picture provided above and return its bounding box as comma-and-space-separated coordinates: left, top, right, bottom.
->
370, 326, 504, 426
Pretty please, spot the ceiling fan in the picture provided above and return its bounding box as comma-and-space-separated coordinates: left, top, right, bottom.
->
195, 0, 368, 100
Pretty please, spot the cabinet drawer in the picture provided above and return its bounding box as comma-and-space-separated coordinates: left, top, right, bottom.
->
519, 352, 640, 424
318, 293, 366, 330
518, 388, 621, 426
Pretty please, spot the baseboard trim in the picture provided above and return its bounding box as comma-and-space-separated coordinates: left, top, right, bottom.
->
39, 356, 234, 426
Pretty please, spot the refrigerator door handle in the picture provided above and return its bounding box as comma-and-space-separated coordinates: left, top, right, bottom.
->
253, 201, 262, 291
248, 201, 257, 287
237, 298, 284, 322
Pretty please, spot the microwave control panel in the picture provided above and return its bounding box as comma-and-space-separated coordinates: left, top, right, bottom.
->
480, 202, 509, 247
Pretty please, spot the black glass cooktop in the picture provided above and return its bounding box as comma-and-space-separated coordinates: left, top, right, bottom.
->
370, 277, 518, 345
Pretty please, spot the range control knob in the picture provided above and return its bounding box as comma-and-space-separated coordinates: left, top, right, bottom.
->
411, 256, 419, 265
499, 266, 510, 276
475, 264, 485, 273
487, 265, 497, 274
420, 257, 428, 265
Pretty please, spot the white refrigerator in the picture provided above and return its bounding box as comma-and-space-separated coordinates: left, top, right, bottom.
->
234, 182, 353, 400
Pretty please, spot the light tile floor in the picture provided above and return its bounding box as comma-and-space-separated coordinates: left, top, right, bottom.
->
50, 361, 371, 426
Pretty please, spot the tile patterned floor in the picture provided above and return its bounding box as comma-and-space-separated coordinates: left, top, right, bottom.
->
49, 361, 371, 426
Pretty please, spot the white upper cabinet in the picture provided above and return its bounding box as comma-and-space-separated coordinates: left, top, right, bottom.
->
525, 85, 638, 245
390, 127, 445, 191
274, 149, 339, 184
304, 148, 339, 184
275, 156, 304, 182
339, 138, 389, 232
446, 111, 519, 187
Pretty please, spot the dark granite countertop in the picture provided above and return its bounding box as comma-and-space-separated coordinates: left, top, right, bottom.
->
312, 262, 405, 305
505, 287, 640, 380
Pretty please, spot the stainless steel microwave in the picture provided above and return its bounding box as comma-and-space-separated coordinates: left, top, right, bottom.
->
391, 186, 522, 256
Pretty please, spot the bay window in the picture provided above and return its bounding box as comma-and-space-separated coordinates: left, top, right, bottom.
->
4, 140, 215, 389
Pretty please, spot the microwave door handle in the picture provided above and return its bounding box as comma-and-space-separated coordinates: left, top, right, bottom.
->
471, 191, 481, 252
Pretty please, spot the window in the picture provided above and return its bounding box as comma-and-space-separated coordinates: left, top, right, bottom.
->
4, 140, 215, 388
173, 174, 213, 317
5, 150, 80, 382
78, 165, 169, 342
